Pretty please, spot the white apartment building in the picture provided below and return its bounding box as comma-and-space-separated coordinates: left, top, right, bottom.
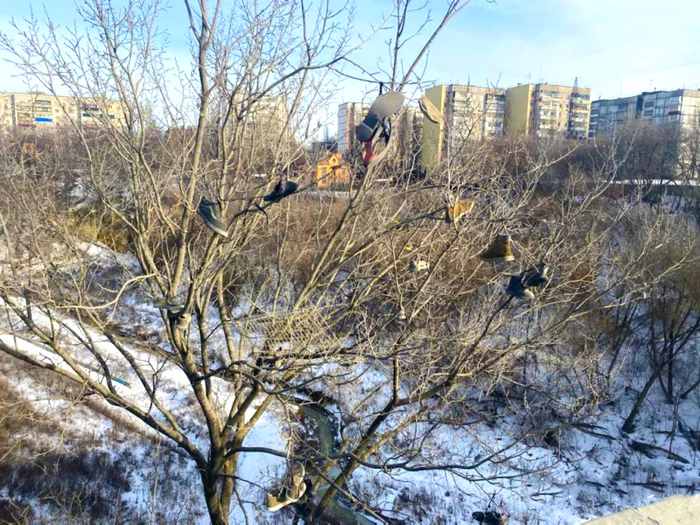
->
589, 89, 700, 139
337, 102, 369, 154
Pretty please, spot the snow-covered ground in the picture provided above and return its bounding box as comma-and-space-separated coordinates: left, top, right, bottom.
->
2, 333, 697, 524
1, 241, 698, 524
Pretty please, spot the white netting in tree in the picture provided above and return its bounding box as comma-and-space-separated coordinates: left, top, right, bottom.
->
232, 307, 340, 355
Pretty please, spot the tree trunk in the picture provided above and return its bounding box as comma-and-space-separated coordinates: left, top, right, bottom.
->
201, 470, 228, 525
666, 347, 675, 404
622, 371, 658, 434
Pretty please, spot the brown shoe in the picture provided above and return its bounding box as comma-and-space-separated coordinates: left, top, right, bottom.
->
445, 198, 474, 224
419, 95, 443, 124
478, 234, 515, 263
266, 462, 306, 512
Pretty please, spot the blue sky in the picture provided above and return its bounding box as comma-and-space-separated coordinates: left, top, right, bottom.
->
1, 0, 699, 133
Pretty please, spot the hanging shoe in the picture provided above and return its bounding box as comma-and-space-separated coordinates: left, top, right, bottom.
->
525, 262, 550, 288
167, 309, 191, 348
154, 298, 185, 311
356, 91, 405, 143
478, 234, 515, 263
505, 275, 535, 301
290, 461, 305, 486
472, 511, 507, 525
266, 482, 307, 512
419, 95, 442, 124
198, 198, 229, 237
445, 198, 474, 224
409, 260, 429, 272
263, 179, 298, 203
171, 311, 192, 331
266, 462, 306, 512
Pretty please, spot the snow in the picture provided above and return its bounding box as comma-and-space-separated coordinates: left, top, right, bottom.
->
1, 242, 699, 524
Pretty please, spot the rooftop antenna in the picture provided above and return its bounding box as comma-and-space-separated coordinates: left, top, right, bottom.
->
567, 76, 580, 139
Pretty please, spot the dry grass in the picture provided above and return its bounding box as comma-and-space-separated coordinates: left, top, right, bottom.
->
0, 354, 181, 523
66, 210, 131, 252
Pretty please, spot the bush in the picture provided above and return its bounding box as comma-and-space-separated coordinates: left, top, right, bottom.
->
2, 450, 132, 522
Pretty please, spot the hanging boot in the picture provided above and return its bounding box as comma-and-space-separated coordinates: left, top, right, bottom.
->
525, 262, 550, 288
198, 198, 229, 237
263, 179, 298, 203
355, 91, 405, 143
478, 234, 515, 263
505, 275, 535, 300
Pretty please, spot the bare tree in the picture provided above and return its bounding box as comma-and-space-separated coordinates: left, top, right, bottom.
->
1, 1, 697, 524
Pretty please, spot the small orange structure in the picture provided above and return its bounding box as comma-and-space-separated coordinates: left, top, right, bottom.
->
315, 152, 350, 189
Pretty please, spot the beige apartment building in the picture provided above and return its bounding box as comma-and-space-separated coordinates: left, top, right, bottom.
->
505, 83, 591, 139
0, 91, 124, 133
420, 84, 506, 169
393, 105, 423, 172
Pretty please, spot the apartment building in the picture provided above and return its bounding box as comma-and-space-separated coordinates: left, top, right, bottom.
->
394, 105, 423, 172
0, 91, 124, 133
0, 92, 76, 131
420, 84, 506, 169
337, 102, 369, 154
237, 95, 288, 141
640, 89, 700, 127
78, 98, 124, 129
505, 83, 591, 139
589, 89, 700, 139
588, 95, 639, 138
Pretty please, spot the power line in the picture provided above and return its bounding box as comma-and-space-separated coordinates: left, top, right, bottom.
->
583, 60, 700, 86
